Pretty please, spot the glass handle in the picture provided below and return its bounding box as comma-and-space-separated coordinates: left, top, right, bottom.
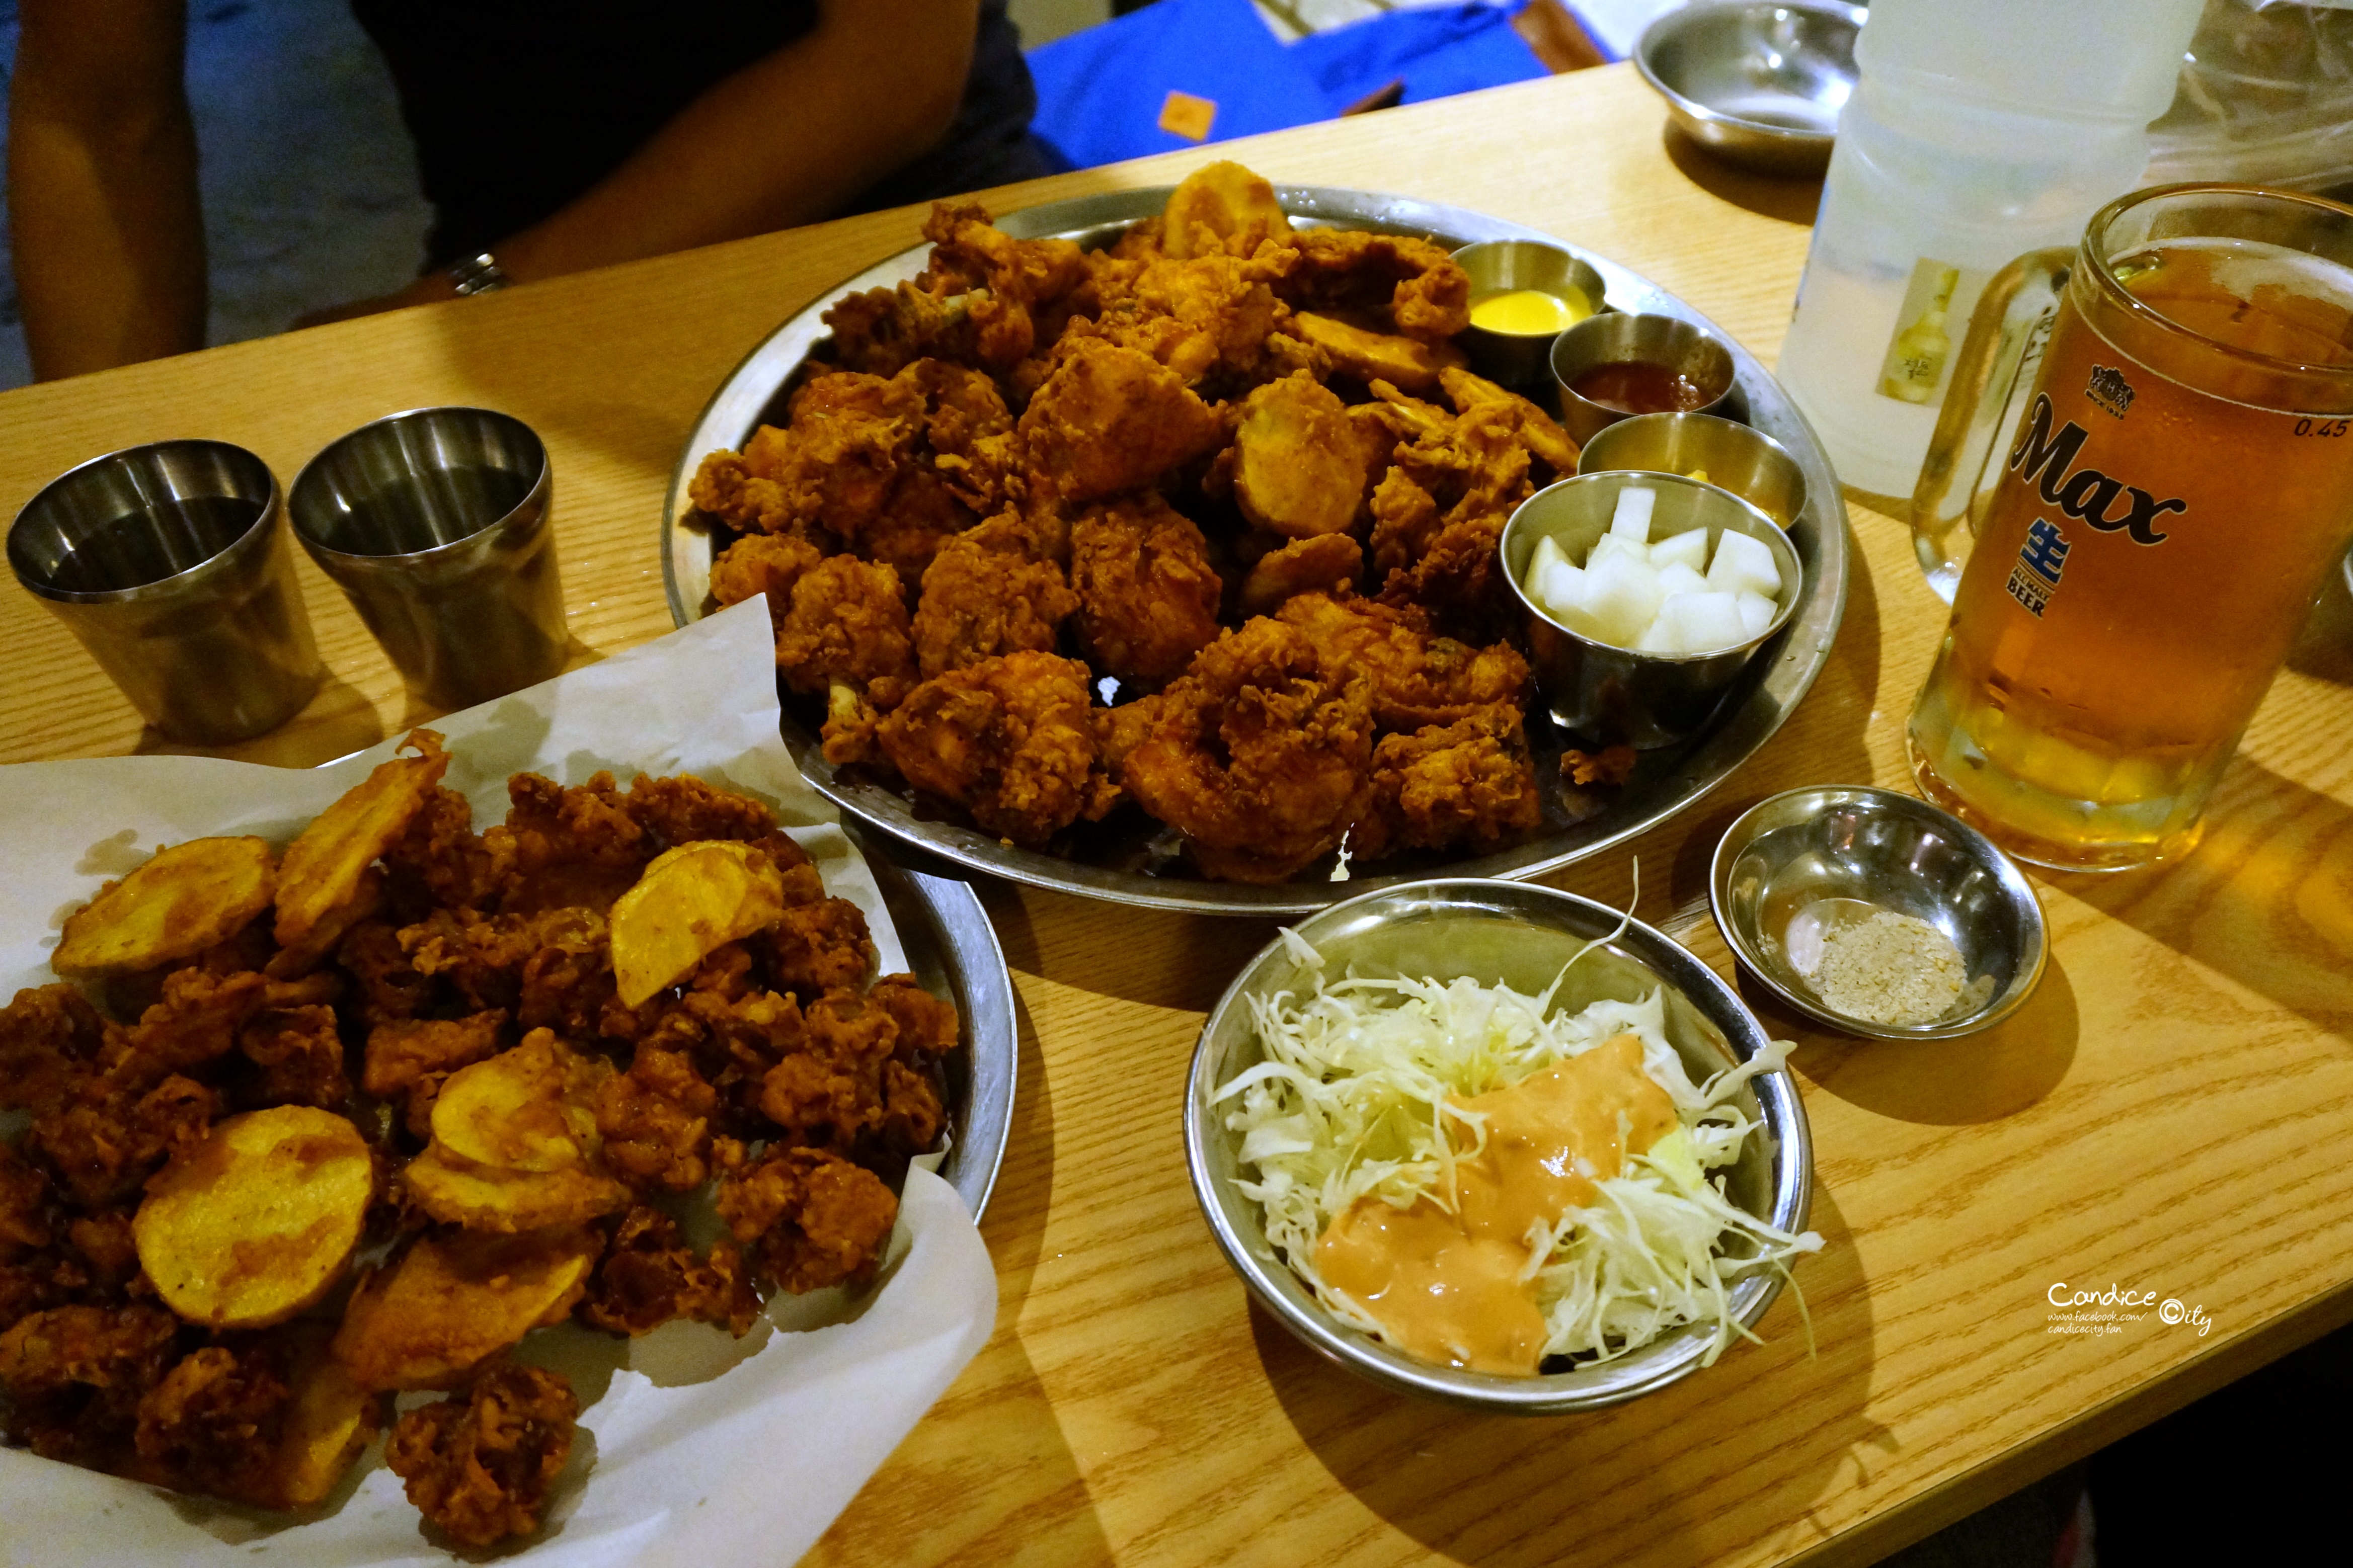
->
1910, 247, 2074, 602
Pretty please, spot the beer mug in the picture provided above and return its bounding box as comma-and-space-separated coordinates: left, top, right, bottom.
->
1906, 185, 2353, 871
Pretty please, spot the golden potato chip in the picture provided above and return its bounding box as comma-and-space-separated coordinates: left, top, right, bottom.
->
430, 1032, 612, 1173
608, 840, 788, 1007
402, 1143, 630, 1233
51, 836, 277, 979
231, 1324, 381, 1510
1164, 159, 1292, 260
133, 1106, 374, 1330
275, 730, 450, 948
331, 1224, 601, 1391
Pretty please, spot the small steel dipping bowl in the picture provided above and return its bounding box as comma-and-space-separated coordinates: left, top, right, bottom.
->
1636, 1, 1865, 177
1578, 413, 1808, 529
1549, 312, 1739, 447
1710, 786, 2049, 1041
1451, 239, 1609, 389
1185, 877, 1813, 1414
1501, 472, 1799, 748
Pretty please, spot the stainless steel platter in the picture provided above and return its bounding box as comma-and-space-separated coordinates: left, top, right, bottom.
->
663, 187, 1850, 916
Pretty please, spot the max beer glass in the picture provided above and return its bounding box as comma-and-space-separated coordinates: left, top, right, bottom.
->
1907, 185, 2353, 870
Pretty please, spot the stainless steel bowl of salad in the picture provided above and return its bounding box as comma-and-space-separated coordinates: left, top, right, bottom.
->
1185, 877, 1817, 1413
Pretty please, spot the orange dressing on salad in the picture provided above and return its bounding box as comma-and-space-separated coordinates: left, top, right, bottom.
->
1312, 1033, 1677, 1376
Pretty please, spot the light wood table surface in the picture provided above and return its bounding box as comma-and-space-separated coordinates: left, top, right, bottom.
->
5, 62, 2351, 1568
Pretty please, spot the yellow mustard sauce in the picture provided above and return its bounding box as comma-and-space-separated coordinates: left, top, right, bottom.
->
1312, 1033, 1677, 1376
1468, 286, 1594, 336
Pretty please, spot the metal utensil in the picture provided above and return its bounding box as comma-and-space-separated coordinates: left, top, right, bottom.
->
1550, 311, 1739, 446
1502, 472, 1800, 747
1635, 1, 1865, 177
1185, 877, 1813, 1413
8, 439, 322, 744
1450, 238, 1608, 388
1710, 785, 2049, 1041
1577, 412, 1808, 528
288, 406, 567, 711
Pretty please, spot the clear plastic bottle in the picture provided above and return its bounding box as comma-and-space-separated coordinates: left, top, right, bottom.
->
1776, 0, 2207, 503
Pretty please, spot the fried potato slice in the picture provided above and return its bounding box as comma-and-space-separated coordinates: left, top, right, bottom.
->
1235, 374, 1372, 539
254, 1323, 382, 1509
1164, 159, 1292, 260
430, 1032, 612, 1173
275, 730, 451, 949
51, 836, 278, 979
1292, 311, 1468, 391
331, 1225, 601, 1392
133, 1106, 374, 1330
608, 840, 789, 1007
402, 1143, 631, 1233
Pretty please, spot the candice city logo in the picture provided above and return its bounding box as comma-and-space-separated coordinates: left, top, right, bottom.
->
2045, 1281, 2212, 1338
2087, 364, 2136, 419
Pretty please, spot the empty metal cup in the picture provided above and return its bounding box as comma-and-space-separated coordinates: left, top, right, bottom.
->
1452, 239, 1608, 388
289, 407, 567, 711
1549, 312, 1738, 447
8, 440, 323, 743
1577, 412, 1808, 527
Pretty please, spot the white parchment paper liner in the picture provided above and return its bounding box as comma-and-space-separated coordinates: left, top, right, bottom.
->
0, 598, 998, 1566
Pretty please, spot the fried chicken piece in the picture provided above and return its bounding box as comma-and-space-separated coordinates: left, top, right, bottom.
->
28, 1073, 218, 1211
859, 465, 975, 587
895, 355, 1019, 514
715, 1144, 898, 1295
65, 1209, 139, 1292
399, 906, 603, 1015
0, 984, 108, 1115
593, 1042, 717, 1194
1353, 705, 1544, 862
1232, 373, 1375, 538
777, 553, 918, 709
1069, 492, 1224, 686
134, 1343, 290, 1498
867, 972, 962, 1062
336, 920, 438, 1028
1078, 242, 1294, 394
1289, 311, 1468, 392
578, 1207, 757, 1337
1239, 534, 1364, 618
1117, 619, 1376, 882
1377, 510, 1513, 637
876, 651, 1117, 848
621, 772, 778, 848
386, 1363, 579, 1547
757, 896, 877, 998
489, 771, 657, 903
1563, 745, 1640, 788
0, 1144, 52, 1260
1438, 365, 1580, 475
919, 200, 1092, 370
364, 1013, 509, 1139
710, 530, 818, 623
1277, 228, 1472, 342
820, 281, 977, 378
0, 1303, 180, 1466
664, 985, 806, 1111
688, 371, 924, 549
911, 521, 1080, 679
1017, 338, 1226, 505
1275, 592, 1531, 730
236, 1004, 352, 1111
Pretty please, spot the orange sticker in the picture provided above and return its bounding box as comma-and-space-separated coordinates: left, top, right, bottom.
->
1158, 90, 1217, 143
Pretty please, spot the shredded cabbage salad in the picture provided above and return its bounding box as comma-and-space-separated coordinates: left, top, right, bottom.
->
1217, 928, 1822, 1369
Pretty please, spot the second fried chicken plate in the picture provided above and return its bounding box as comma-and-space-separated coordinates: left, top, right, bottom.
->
694, 160, 1577, 880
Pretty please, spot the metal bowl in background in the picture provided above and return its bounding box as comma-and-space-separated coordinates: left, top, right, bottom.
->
1503, 472, 1800, 748
1451, 239, 1608, 389
1550, 312, 1739, 446
1710, 785, 2049, 1041
1636, 1, 1865, 177
1578, 412, 1809, 529
1186, 878, 1813, 1414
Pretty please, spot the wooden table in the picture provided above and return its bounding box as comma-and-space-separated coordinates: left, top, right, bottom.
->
6, 63, 2351, 1568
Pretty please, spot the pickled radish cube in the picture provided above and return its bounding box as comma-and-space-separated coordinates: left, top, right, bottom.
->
1657, 561, 1708, 598
1662, 591, 1746, 652
1736, 590, 1778, 638
1608, 485, 1656, 543
1634, 612, 1682, 653
1651, 527, 1710, 573
1538, 560, 1587, 617
1586, 533, 1648, 569
1706, 530, 1781, 598
1584, 553, 1663, 646
1531, 535, 1570, 580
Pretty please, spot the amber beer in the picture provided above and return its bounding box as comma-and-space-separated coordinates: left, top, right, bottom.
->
1908, 186, 2353, 870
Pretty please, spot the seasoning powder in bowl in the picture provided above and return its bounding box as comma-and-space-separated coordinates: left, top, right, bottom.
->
1784, 902, 1988, 1026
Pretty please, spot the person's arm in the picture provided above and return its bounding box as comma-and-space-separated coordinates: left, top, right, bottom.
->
317, 0, 982, 319
8, 0, 204, 381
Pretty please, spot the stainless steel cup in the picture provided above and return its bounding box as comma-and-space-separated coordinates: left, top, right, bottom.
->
1548, 312, 1738, 447
1500, 472, 1799, 748
1576, 412, 1808, 527
288, 407, 567, 711
1451, 239, 1608, 389
8, 440, 323, 743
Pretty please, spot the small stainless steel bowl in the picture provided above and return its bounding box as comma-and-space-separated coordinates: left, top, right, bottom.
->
1550, 312, 1738, 447
1636, 1, 1864, 177
1710, 786, 2049, 1041
1185, 877, 1813, 1415
1578, 412, 1808, 529
1451, 239, 1608, 389
1501, 472, 1799, 748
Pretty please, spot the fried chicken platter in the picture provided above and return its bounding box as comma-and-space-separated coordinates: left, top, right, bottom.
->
674, 162, 1836, 910
0, 612, 999, 1556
